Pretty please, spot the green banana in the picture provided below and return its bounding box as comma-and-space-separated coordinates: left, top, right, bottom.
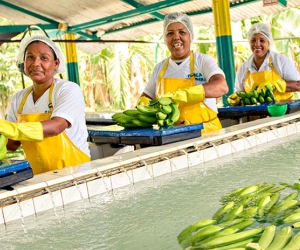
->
252, 90, 259, 98
195, 227, 238, 246
258, 95, 265, 103
188, 239, 255, 249
157, 119, 165, 127
216, 218, 243, 229
212, 201, 235, 221
195, 227, 264, 249
267, 200, 299, 224
220, 204, 244, 222
227, 218, 256, 231
196, 221, 245, 246
164, 118, 174, 126
169, 103, 180, 123
245, 92, 253, 98
293, 183, 300, 190
112, 112, 126, 120
215, 238, 257, 249
282, 191, 299, 202
240, 206, 258, 219
291, 207, 300, 214
245, 242, 263, 250
251, 97, 258, 104
283, 212, 300, 224
267, 90, 275, 101
270, 199, 298, 214
148, 99, 158, 106
160, 104, 173, 114
257, 225, 276, 249
236, 92, 246, 98
136, 105, 159, 116
265, 226, 293, 250
156, 111, 168, 120
189, 224, 225, 245
237, 196, 254, 207
158, 97, 172, 105
132, 118, 153, 128
136, 114, 157, 124
257, 195, 271, 208
244, 97, 251, 105
263, 192, 281, 212
119, 122, 140, 128
238, 185, 259, 197
281, 231, 300, 250
113, 113, 134, 124
265, 84, 273, 91
292, 221, 300, 228
177, 219, 216, 244
123, 109, 141, 117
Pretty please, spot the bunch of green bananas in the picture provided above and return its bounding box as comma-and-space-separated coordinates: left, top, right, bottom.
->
178, 181, 300, 249
111, 97, 180, 128
228, 85, 276, 106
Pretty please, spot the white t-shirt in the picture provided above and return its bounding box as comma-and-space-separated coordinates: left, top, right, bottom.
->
6, 78, 90, 157
143, 52, 225, 112
235, 50, 300, 92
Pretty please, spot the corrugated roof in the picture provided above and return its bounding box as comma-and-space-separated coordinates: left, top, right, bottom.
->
0, 0, 299, 54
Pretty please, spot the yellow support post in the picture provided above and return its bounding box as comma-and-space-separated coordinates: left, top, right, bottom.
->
212, 0, 236, 106
64, 33, 80, 85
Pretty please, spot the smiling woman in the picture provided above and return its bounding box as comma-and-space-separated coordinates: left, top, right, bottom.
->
0, 36, 91, 175
138, 12, 228, 134
234, 22, 300, 101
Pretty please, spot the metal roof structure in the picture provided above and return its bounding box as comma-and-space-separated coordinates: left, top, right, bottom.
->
0, 0, 300, 54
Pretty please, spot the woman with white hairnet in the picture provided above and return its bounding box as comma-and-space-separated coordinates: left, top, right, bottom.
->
138, 12, 228, 134
233, 22, 300, 102
0, 36, 91, 174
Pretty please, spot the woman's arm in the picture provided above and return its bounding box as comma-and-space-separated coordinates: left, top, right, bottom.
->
203, 74, 228, 98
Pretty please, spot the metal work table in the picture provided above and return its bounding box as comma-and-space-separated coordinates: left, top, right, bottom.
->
87, 123, 204, 147
217, 100, 300, 122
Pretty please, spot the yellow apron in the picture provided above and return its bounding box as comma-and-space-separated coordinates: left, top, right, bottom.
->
17, 84, 90, 175
244, 56, 293, 101
155, 52, 222, 134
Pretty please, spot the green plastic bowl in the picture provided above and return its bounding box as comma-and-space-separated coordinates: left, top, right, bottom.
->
267, 104, 287, 117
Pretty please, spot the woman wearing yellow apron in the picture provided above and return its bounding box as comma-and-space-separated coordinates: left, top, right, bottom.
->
138, 12, 228, 134
0, 36, 90, 174
233, 23, 300, 102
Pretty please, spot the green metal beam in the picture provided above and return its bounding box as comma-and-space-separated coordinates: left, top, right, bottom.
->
98, 0, 261, 38
69, 0, 192, 32
121, 0, 165, 20
0, 0, 59, 25
278, 0, 287, 7
0, 0, 273, 42
0, 24, 58, 34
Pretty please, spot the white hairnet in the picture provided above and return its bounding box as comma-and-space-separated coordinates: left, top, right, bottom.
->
247, 23, 273, 46
163, 12, 194, 40
16, 35, 66, 74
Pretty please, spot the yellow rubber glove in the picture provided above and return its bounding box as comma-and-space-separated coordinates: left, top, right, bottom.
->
162, 84, 205, 103
137, 96, 151, 106
0, 134, 7, 160
257, 79, 286, 93
227, 93, 241, 106
0, 120, 43, 141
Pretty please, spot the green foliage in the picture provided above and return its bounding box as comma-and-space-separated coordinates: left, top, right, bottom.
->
2, 7, 300, 114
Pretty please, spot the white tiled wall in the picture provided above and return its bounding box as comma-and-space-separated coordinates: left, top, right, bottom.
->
1, 113, 300, 225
